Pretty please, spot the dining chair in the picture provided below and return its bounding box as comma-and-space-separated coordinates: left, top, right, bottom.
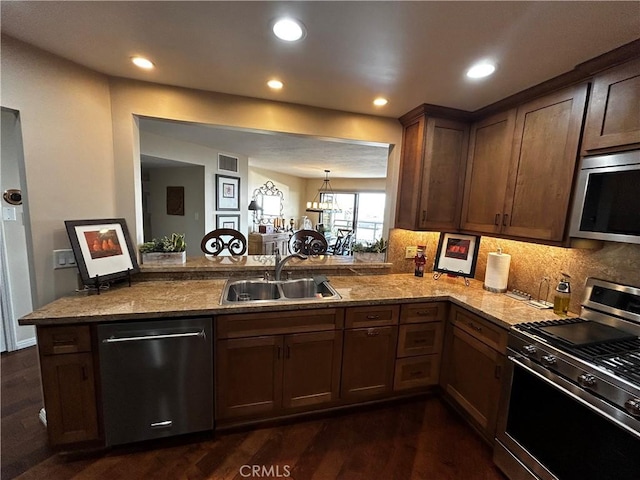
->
288, 229, 328, 255
201, 228, 247, 256
327, 228, 353, 255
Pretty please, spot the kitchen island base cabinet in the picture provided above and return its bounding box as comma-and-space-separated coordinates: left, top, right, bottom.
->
215, 309, 343, 422
440, 306, 507, 444
37, 326, 100, 447
341, 305, 400, 400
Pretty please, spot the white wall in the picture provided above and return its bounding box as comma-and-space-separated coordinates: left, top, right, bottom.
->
1, 109, 35, 348
1, 36, 115, 307
145, 166, 205, 257
1, 35, 402, 310
108, 78, 403, 247
140, 130, 250, 241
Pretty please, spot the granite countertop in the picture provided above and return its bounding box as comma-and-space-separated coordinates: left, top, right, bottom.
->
20, 273, 566, 329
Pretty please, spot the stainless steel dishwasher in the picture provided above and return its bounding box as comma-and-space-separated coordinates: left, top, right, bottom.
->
97, 317, 213, 446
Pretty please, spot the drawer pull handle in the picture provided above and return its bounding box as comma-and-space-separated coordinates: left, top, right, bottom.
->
277, 346, 282, 359
495, 213, 500, 226
367, 328, 379, 337
416, 311, 432, 316
366, 315, 381, 320
81, 366, 88, 380
502, 213, 509, 226
468, 322, 482, 332
53, 338, 76, 345
413, 339, 427, 344
150, 420, 173, 429
410, 371, 424, 377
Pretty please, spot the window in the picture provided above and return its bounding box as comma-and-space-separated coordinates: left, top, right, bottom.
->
320, 192, 385, 248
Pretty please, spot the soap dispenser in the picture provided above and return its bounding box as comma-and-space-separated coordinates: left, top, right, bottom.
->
553, 273, 571, 315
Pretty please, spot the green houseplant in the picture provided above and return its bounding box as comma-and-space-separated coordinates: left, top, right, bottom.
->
139, 233, 187, 264
352, 237, 387, 262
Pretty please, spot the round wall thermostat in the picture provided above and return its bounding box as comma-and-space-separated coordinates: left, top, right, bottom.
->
3, 189, 22, 205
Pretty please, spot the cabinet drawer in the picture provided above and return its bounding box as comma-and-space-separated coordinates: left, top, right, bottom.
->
397, 323, 443, 357
38, 326, 92, 355
217, 308, 343, 339
394, 355, 440, 391
400, 302, 448, 324
450, 306, 507, 352
345, 305, 399, 328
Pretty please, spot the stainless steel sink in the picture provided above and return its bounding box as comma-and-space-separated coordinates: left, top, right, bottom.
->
221, 277, 340, 304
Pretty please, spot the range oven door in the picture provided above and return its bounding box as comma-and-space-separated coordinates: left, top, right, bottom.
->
494, 353, 640, 480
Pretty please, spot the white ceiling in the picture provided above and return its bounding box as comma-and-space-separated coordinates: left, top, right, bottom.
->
2, 1, 638, 178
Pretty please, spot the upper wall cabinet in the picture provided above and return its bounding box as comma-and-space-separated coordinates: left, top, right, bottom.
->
395, 113, 469, 231
461, 84, 588, 243
582, 58, 640, 153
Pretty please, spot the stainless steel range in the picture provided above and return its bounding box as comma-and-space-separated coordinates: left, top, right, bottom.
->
494, 278, 640, 480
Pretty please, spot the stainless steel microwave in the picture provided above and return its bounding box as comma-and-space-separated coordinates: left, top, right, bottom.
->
570, 150, 640, 244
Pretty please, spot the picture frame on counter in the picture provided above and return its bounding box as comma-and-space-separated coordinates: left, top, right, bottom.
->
433, 232, 480, 279
216, 214, 240, 230
64, 218, 139, 286
216, 174, 240, 211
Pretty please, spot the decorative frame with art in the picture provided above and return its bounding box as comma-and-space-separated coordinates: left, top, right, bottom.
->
433, 232, 480, 284
64, 218, 139, 286
216, 174, 240, 211
216, 214, 240, 230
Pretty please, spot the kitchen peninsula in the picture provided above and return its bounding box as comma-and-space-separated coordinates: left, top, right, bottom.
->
21, 270, 562, 451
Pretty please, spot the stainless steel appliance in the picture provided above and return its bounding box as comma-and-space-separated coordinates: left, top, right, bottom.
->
98, 318, 213, 446
494, 278, 640, 480
569, 150, 640, 244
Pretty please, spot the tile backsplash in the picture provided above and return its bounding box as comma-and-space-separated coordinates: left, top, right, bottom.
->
388, 228, 640, 314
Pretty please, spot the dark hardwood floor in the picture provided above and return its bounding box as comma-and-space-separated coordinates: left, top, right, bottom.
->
2, 346, 506, 480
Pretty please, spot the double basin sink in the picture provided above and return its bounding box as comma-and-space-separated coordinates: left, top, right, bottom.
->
221, 277, 341, 304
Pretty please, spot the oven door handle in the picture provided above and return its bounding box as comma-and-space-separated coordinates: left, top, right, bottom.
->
508, 355, 640, 439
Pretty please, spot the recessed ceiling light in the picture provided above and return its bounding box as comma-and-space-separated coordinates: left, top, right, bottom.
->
272, 18, 306, 41
131, 56, 154, 69
267, 80, 284, 90
466, 62, 496, 79
373, 98, 388, 106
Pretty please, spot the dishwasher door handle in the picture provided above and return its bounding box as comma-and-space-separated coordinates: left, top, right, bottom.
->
102, 330, 205, 343
150, 420, 173, 429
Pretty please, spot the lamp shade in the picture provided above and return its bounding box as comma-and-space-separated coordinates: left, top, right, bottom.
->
248, 200, 259, 211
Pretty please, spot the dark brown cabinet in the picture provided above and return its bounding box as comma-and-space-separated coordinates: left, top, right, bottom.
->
440, 305, 507, 443
341, 305, 399, 400
396, 113, 469, 231
37, 326, 100, 447
582, 58, 640, 153
215, 309, 343, 421
461, 84, 588, 242
394, 302, 447, 391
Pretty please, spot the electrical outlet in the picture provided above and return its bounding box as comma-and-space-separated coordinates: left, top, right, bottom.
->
405, 246, 417, 259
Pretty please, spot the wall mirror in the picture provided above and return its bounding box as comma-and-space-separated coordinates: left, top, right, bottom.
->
253, 180, 283, 223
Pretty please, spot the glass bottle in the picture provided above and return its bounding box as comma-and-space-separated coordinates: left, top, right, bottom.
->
553, 273, 571, 315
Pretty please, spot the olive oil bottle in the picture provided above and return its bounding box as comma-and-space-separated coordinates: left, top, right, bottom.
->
553, 273, 571, 315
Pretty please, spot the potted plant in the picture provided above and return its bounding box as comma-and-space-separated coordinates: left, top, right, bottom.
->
352, 237, 387, 263
139, 233, 187, 265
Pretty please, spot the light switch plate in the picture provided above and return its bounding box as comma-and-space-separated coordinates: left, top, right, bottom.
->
53, 249, 77, 269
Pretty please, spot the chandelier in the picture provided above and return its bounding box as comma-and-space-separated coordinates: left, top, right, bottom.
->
306, 170, 341, 213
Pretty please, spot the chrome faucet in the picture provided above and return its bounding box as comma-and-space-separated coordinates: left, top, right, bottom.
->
274, 247, 282, 266
275, 253, 307, 281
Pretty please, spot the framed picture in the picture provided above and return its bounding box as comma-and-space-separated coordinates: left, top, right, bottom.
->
166, 186, 184, 215
433, 232, 480, 278
216, 174, 240, 211
64, 218, 139, 286
216, 214, 240, 230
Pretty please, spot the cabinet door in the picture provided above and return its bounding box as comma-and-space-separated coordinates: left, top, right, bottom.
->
460, 110, 516, 234
582, 58, 640, 153
40, 352, 99, 446
282, 331, 343, 409
441, 323, 504, 442
417, 118, 469, 230
502, 84, 588, 241
341, 326, 398, 400
396, 116, 426, 230
216, 336, 283, 419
